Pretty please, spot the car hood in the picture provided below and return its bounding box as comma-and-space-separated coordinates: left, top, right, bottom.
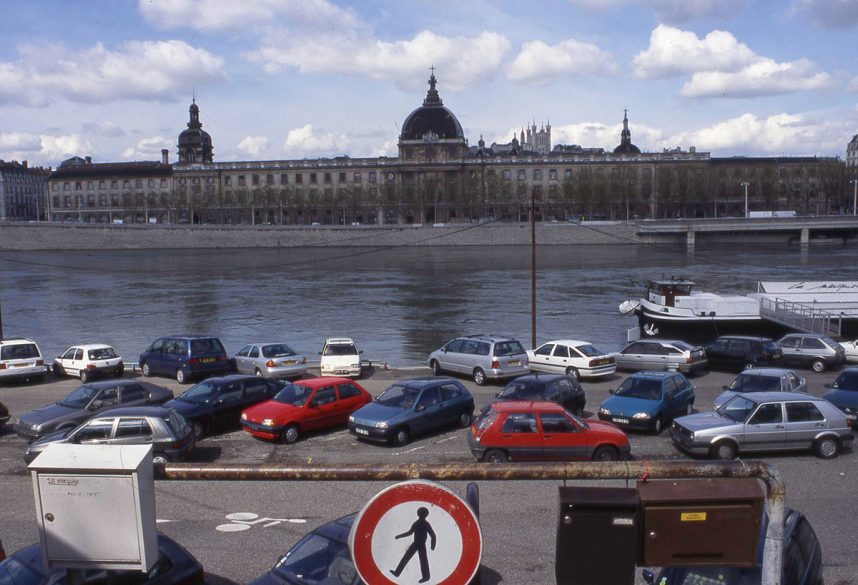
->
823, 390, 858, 408
243, 400, 299, 422
163, 398, 207, 417
351, 401, 407, 423
714, 390, 737, 408
585, 420, 629, 443
28, 429, 72, 453
18, 403, 80, 426
673, 411, 733, 432
601, 395, 661, 416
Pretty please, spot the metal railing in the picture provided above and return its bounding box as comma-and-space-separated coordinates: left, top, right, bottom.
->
759, 297, 842, 337
157, 460, 786, 585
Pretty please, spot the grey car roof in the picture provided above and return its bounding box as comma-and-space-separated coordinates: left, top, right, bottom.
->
738, 391, 824, 403
94, 406, 174, 417
737, 368, 800, 376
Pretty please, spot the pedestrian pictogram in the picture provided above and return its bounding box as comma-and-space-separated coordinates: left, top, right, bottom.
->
349, 480, 482, 585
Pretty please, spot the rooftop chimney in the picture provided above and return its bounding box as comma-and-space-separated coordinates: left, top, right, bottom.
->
161, 149, 169, 164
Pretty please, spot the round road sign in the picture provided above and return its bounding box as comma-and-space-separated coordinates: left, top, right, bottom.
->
349, 480, 482, 585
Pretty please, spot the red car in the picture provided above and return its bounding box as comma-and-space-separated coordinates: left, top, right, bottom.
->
467, 401, 631, 462
240, 377, 372, 443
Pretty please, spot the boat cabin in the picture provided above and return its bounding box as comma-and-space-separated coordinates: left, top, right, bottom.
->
647, 279, 694, 307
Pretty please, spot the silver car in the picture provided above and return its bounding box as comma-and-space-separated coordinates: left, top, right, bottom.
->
428, 335, 529, 385
614, 339, 707, 374
713, 368, 807, 407
777, 333, 846, 373
671, 391, 853, 460
233, 343, 308, 379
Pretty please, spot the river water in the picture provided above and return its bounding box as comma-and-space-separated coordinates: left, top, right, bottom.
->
2, 243, 857, 367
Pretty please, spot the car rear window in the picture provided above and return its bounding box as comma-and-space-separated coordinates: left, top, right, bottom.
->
167, 411, 191, 436
88, 347, 118, 360
494, 341, 525, 357
763, 341, 780, 352
0, 343, 39, 360
324, 343, 357, 356
262, 344, 296, 358
730, 374, 781, 392
575, 344, 604, 357
191, 338, 225, 354
473, 409, 497, 432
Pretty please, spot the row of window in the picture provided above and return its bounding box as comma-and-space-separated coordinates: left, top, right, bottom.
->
53, 178, 171, 191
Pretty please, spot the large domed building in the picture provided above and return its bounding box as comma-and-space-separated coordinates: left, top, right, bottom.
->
177, 99, 213, 165
613, 110, 640, 155
398, 71, 467, 162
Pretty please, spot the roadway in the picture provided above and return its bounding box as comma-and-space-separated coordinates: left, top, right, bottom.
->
1, 367, 856, 584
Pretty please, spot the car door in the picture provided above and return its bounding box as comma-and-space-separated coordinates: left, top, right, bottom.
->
743, 402, 786, 452
727, 339, 751, 369
499, 412, 542, 460
800, 337, 828, 366
439, 339, 465, 373
58, 347, 79, 376
234, 345, 253, 374
705, 339, 729, 368
118, 383, 148, 407
69, 417, 116, 445
784, 401, 828, 451
539, 412, 587, 460
241, 378, 274, 410
618, 342, 647, 370
530, 343, 556, 373
209, 381, 244, 431
109, 417, 155, 447
411, 386, 442, 434
145, 338, 169, 375
784, 372, 805, 393
334, 382, 369, 423
87, 386, 120, 417
305, 385, 339, 431
779, 336, 802, 366
671, 375, 694, 418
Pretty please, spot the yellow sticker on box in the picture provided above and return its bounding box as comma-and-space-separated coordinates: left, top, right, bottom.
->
680, 512, 707, 522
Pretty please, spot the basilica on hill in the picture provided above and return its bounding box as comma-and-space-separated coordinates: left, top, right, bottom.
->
46, 71, 848, 225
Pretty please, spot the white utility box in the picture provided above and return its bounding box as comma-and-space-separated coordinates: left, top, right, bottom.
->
29, 443, 157, 572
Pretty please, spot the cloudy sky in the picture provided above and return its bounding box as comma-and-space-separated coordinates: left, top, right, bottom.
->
2, 0, 858, 168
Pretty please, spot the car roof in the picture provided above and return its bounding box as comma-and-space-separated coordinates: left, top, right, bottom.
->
313, 513, 357, 544
0, 338, 37, 345
64, 343, 116, 351
82, 379, 153, 389
296, 377, 356, 388
159, 335, 221, 339
508, 373, 569, 384
204, 374, 266, 383
95, 406, 173, 417
713, 335, 773, 341
741, 391, 822, 403
393, 377, 458, 389
539, 339, 594, 347
325, 337, 355, 344
461, 334, 517, 342
491, 400, 566, 414
245, 342, 296, 347
626, 370, 679, 379
738, 368, 798, 376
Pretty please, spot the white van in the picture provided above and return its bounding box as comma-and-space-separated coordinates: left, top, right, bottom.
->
319, 338, 363, 378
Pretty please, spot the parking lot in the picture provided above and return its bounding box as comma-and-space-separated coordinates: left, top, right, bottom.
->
1, 365, 856, 584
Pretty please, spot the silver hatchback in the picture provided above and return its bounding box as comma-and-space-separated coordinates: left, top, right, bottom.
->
713, 368, 807, 408
614, 339, 707, 374
671, 391, 853, 460
233, 342, 308, 379
428, 335, 529, 385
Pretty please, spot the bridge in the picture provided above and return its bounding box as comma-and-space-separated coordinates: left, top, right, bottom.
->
636, 216, 858, 248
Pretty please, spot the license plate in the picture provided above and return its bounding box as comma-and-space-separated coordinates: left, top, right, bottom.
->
597, 358, 612, 365
335, 369, 349, 375
847, 414, 856, 420
282, 360, 296, 365
201, 357, 215, 363
613, 418, 629, 424
507, 360, 521, 366
355, 428, 369, 435
14, 363, 27, 368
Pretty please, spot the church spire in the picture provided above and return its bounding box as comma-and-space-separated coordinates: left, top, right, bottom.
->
188, 98, 202, 130
620, 109, 631, 145
423, 66, 443, 106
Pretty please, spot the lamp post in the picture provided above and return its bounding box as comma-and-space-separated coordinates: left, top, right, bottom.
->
851, 178, 858, 216
740, 181, 750, 218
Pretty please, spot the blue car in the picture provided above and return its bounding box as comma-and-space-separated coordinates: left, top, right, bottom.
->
139, 335, 231, 384
598, 371, 695, 434
348, 377, 475, 445
824, 366, 858, 428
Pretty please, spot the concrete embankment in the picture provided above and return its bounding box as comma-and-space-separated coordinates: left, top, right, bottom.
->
0, 221, 641, 250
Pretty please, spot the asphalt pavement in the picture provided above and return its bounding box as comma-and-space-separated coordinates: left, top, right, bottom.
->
1, 366, 856, 584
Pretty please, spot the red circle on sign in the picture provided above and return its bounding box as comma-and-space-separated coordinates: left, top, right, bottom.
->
350, 481, 482, 585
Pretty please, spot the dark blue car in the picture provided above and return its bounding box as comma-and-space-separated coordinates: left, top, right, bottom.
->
139, 335, 231, 384
164, 374, 285, 438
347, 377, 474, 445
824, 366, 858, 427
597, 371, 695, 434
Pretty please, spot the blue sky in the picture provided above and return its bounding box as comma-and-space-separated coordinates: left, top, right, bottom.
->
2, 0, 858, 168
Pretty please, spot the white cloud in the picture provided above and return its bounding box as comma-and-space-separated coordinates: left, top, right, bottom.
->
82, 121, 126, 137
849, 76, 858, 93
248, 30, 511, 92
283, 124, 351, 157
39, 135, 94, 162
550, 121, 664, 150
0, 132, 42, 152
0, 41, 226, 107
121, 136, 172, 159
568, 0, 748, 23
237, 136, 270, 157
507, 39, 617, 84
792, 0, 858, 29
682, 58, 833, 98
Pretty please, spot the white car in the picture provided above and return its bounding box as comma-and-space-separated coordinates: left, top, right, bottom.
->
53, 344, 124, 382
840, 339, 858, 363
0, 338, 47, 383
319, 338, 363, 378
527, 339, 616, 379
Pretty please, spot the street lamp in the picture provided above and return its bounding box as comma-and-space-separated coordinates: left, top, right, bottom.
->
851, 178, 858, 216
740, 181, 750, 218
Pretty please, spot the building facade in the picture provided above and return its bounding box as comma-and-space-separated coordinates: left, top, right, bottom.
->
847, 134, 858, 171
46, 73, 850, 225
0, 160, 49, 221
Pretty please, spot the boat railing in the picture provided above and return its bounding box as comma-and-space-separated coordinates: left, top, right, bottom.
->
759, 297, 842, 337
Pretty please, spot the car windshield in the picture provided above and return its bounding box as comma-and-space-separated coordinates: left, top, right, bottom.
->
376, 384, 420, 408
719, 395, 757, 422
324, 343, 357, 356
178, 380, 218, 404
498, 380, 541, 400
190, 338, 224, 354
616, 378, 662, 400
575, 344, 604, 357
832, 370, 858, 390
729, 374, 781, 393
165, 411, 191, 436
88, 347, 118, 360
494, 341, 525, 357
272, 533, 352, 584
59, 385, 99, 408
274, 383, 311, 406
262, 344, 296, 358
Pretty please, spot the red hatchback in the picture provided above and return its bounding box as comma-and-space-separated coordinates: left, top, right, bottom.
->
468, 401, 631, 462
241, 377, 372, 444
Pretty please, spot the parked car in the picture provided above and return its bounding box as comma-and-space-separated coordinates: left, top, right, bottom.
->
139, 335, 231, 383
319, 338, 363, 378
670, 391, 854, 460
348, 377, 474, 445
0, 338, 46, 384
527, 339, 615, 379
24, 406, 195, 465
840, 338, 858, 363
11, 380, 174, 441
613, 339, 707, 374
468, 401, 630, 462
428, 334, 529, 385
52, 343, 124, 382
164, 374, 285, 439
598, 371, 695, 434
493, 373, 586, 416
642, 508, 823, 585
234, 342, 308, 379
823, 366, 858, 427
714, 368, 807, 407
776, 333, 846, 372
705, 336, 783, 371
0, 532, 206, 584
241, 377, 372, 443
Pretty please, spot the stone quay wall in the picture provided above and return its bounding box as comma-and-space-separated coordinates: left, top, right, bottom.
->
0, 221, 643, 250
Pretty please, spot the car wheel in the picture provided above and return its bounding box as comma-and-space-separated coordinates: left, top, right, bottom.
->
282, 424, 300, 444
686, 402, 694, 416
483, 449, 508, 463
192, 422, 205, 440
393, 427, 410, 446
141, 362, 151, 377
152, 454, 169, 466
255, 368, 264, 377
592, 445, 620, 461
711, 440, 737, 460
33, 374, 45, 384
811, 359, 826, 373
115, 365, 124, 378
53, 365, 64, 378
815, 436, 839, 459
653, 417, 663, 434
176, 369, 186, 384
79, 370, 89, 383
473, 368, 486, 386
565, 367, 580, 381
457, 411, 472, 428
430, 359, 442, 376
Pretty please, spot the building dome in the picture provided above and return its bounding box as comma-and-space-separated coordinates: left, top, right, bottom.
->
177, 99, 213, 165
399, 73, 464, 141
613, 109, 641, 155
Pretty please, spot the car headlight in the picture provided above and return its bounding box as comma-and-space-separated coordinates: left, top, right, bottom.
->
348, 415, 355, 423
374, 421, 388, 429
598, 407, 611, 416
632, 412, 651, 420
8, 416, 19, 427
240, 413, 247, 420
351, 363, 360, 369
262, 419, 275, 427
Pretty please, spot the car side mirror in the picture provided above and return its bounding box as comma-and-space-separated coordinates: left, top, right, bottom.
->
88, 401, 102, 410
318, 351, 323, 355
495, 391, 502, 398
641, 569, 655, 585
722, 385, 729, 390
415, 404, 426, 412
359, 350, 364, 355
608, 389, 615, 395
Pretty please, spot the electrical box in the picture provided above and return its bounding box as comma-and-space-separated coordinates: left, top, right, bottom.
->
638, 479, 764, 567
556, 486, 639, 585
29, 444, 157, 572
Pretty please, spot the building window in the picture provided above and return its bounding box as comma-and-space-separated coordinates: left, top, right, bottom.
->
238, 175, 246, 186
224, 175, 232, 186
339, 172, 347, 183
52, 183, 58, 191
111, 180, 118, 189
324, 172, 332, 184
135, 179, 142, 188
368, 171, 377, 183
503, 170, 511, 180
99, 181, 106, 189
123, 180, 130, 189
266, 174, 274, 185
87, 181, 94, 190
564, 169, 573, 179
549, 169, 557, 181
280, 174, 288, 185
353, 172, 362, 183
295, 174, 303, 184
75, 182, 82, 191
192, 177, 200, 185
252, 174, 260, 186
310, 173, 318, 184
517, 170, 526, 181
533, 169, 543, 181
161, 179, 168, 187
179, 178, 187, 185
